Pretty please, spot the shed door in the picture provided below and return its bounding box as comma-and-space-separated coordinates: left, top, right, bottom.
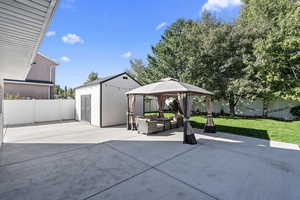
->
81, 95, 91, 123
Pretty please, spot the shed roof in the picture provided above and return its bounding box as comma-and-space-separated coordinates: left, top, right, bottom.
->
75, 72, 141, 89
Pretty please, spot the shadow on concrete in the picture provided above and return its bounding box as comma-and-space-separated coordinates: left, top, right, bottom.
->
191, 121, 270, 140
146, 129, 182, 137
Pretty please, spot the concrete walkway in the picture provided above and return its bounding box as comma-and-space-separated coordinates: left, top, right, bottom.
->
0, 121, 299, 200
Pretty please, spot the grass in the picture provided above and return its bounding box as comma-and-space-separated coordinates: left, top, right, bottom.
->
145, 112, 300, 147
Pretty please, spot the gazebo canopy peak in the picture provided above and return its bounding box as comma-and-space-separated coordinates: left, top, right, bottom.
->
126, 78, 214, 96
160, 77, 178, 82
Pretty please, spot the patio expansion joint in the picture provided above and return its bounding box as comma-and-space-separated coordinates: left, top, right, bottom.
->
82, 166, 155, 200
91, 142, 220, 200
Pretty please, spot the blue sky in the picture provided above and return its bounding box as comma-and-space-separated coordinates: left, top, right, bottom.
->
40, 0, 242, 88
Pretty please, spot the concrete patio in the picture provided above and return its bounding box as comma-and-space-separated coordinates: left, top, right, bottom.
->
0, 121, 299, 200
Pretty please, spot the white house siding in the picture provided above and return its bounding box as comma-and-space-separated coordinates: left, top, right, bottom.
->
75, 84, 100, 126
101, 74, 143, 127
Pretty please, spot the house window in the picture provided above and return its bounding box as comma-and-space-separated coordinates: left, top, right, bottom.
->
123, 76, 128, 80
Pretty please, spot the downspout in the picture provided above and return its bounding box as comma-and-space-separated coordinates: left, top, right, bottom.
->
0, 76, 3, 148
100, 83, 103, 127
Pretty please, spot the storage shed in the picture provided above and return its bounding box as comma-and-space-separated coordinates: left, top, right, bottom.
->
75, 72, 143, 127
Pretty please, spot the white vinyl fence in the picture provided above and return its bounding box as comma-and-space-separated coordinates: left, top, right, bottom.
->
4, 99, 75, 125
145, 97, 300, 121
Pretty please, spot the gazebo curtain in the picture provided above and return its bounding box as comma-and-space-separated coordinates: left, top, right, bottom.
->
178, 93, 197, 144
157, 96, 167, 118
127, 95, 136, 130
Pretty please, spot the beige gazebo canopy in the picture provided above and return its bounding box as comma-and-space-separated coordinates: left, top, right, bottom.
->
126, 78, 216, 145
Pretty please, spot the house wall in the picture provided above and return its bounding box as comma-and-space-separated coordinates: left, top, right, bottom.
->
3, 99, 75, 125
101, 74, 143, 127
26, 54, 56, 82
75, 84, 100, 126
4, 83, 51, 99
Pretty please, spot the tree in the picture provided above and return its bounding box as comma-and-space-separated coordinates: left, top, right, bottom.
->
195, 22, 250, 115
53, 85, 75, 99
143, 14, 249, 115
86, 72, 98, 83
127, 59, 147, 84
67, 88, 75, 99
253, 1, 300, 100
132, 2, 299, 116
54, 85, 63, 97
143, 18, 208, 85
237, 0, 300, 115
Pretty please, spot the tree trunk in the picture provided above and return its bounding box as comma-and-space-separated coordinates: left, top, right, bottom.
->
229, 93, 235, 116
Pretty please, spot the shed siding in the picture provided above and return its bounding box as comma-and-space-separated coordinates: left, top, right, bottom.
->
101, 74, 142, 127
75, 84, 100, 126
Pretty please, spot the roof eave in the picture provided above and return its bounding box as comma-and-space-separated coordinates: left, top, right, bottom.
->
37, 52, 60, 66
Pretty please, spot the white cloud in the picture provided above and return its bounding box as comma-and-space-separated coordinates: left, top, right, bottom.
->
61, 56, 71, 62
201, 0, 242, 12
156, 22, 168, 31
62, 33, 84, 44
61, 0, 75, 9
121, 51, 132, 59
46, 31, 56, 37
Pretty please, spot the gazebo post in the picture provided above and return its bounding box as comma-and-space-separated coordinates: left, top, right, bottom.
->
204, 96, 216, 133
126, 94, 130, 130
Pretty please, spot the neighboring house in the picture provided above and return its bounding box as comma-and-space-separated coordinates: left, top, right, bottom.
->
4, 53, 59, 99
75, 72, 143, 127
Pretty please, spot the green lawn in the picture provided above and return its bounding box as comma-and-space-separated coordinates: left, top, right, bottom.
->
145, 112, 300, 147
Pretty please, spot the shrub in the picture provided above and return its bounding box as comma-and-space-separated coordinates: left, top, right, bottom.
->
290, 105, 300, 118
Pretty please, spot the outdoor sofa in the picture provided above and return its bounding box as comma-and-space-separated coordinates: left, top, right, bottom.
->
136, 115, 183, 135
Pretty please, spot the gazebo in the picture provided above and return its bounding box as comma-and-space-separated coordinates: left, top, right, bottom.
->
126, 78, 216, 145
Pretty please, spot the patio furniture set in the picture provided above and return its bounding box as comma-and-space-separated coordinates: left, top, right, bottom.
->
135, 114, 184, 135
